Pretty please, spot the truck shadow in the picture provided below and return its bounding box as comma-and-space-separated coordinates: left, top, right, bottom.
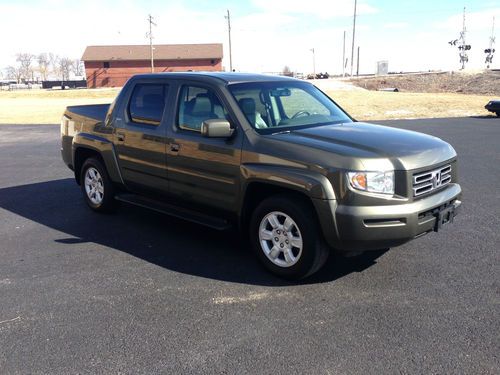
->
0, 179, 387, 286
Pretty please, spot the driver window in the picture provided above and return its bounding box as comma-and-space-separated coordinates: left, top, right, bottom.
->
177, 86, 229, 132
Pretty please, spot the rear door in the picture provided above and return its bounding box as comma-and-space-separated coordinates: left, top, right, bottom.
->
166, 82, 243, 212
112, 79, 172, 195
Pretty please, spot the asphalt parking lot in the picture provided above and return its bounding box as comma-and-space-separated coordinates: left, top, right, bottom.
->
0, 117, 499, 374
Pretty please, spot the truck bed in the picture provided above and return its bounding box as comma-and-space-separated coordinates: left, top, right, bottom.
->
65, 104, 110, 122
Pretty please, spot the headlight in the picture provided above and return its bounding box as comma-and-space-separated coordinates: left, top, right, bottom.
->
347, 171, 394, 195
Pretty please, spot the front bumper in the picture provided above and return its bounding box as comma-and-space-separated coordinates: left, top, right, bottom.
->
319, 183, 462, 252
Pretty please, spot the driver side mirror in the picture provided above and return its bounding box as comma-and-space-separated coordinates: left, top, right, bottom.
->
201, 119, 234, 138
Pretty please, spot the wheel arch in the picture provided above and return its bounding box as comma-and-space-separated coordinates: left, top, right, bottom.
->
72, 133, 123, 185
73, 146, 105, 185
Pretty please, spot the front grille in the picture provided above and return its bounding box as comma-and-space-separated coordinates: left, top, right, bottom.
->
413, 165, 452, 197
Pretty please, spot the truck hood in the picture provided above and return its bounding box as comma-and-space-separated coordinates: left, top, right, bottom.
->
270, 122, 456, 170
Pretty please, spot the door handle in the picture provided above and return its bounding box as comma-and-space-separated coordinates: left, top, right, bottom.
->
170, 143, 180, 152
116, 132, 125, 142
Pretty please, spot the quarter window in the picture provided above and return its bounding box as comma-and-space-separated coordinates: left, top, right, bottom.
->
128, 84, 168, 126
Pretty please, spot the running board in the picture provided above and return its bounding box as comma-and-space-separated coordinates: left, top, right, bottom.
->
114, 193, 232, 231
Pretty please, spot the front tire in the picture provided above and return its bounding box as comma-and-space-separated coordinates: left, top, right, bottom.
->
80, 158, 115, 212
249, 195, 330, 280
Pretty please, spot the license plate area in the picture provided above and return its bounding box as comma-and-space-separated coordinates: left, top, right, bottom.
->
433, 205, 455, 232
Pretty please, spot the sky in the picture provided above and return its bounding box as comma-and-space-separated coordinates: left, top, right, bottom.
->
0, 0, 498, 76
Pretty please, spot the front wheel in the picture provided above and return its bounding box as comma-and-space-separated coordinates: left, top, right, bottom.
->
80, 158, 116, 212
249, 195, 330, 280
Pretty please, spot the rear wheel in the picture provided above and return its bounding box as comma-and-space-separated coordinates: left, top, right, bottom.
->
80, 158, 115, 212
249, 195, 330, 280
496, 112, 500, 117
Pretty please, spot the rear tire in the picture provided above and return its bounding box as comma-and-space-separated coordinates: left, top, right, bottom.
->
249, 194, 330, 280
496, 112, 500, 117
80, 157, 116, 213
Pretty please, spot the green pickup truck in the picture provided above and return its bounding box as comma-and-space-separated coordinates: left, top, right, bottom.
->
61, 72, 462, 279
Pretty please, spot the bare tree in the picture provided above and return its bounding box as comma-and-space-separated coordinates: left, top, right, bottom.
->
58, 57, 74, 81
73, 59, 85, 77
48, 53, 60, 78
16, 53, 36, 81
37, 53, 51, 81
6, 65, 23, 83
282, 65, 293, 77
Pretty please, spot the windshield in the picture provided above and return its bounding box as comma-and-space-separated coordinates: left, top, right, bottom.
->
229, 81, 352, 133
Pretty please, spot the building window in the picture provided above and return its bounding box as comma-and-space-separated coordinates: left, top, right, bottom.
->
103, 62, 110, 68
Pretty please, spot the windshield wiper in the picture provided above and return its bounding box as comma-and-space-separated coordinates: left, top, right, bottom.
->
270, 129, 291, 135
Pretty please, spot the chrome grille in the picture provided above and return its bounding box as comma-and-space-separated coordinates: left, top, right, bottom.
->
413, 165, 452, 197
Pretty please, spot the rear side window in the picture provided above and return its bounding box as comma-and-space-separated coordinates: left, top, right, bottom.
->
128, 84, 168, 126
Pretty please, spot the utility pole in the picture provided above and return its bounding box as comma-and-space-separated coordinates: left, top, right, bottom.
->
356, 46, 360, 76
460, 7, 467, 70
310, 48, 316, 77
485, 17, 496, 68
225, 10, 233, 71
342, 31, 346, 77
448, 7, 471, 69
350, 0, 357, 76
147, 14, 156, 73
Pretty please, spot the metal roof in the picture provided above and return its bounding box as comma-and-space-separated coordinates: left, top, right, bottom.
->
82, 44, 223, 61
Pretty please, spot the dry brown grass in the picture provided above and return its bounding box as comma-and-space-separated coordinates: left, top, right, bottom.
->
327, 90, 494, 121
0, 87, 495, 124
0, 88, 119, 124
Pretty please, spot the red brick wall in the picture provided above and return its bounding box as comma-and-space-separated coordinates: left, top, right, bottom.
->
84, 59, 222, 88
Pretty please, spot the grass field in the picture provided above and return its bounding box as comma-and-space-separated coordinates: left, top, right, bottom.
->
0, 86, 495, 124
328, 90, 495, 121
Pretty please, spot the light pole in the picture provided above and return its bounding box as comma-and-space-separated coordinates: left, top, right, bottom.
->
350, 0, 357, 76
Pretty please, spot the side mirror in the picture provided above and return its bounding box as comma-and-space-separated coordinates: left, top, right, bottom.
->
201, 119, 234, 138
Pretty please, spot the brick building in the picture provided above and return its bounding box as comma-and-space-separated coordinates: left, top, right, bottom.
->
82, 43, 223, 88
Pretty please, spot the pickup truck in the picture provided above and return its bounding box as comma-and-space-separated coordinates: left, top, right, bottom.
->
61, 72, 462, 279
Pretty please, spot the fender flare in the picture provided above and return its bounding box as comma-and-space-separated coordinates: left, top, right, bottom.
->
240, 163, 336, 202
72, 133, 124, 185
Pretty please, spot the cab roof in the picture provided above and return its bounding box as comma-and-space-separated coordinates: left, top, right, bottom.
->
131, 72, 300, 85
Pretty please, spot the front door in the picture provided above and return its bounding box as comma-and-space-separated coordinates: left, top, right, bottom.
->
166, 83, 243, 212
